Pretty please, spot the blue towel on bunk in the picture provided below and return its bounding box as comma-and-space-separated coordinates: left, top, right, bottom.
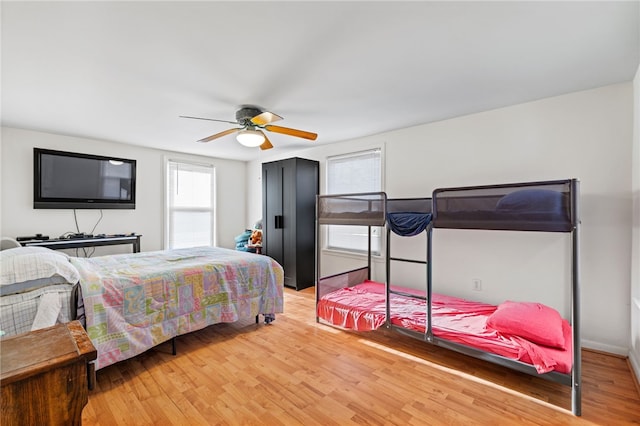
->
387, 212, 432, 236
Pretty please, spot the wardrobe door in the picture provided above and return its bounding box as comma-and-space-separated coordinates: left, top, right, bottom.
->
281, 159, 297, 288
262, 161, 284, 265
292, 159, 318, 290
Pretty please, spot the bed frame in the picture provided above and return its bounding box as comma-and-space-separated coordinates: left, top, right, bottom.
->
315, 179, 581, 415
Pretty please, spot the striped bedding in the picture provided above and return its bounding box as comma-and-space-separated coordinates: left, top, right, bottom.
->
0, 284, 76, 336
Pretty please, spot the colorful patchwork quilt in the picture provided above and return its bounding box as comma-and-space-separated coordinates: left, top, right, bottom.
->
70, 246, 283, 369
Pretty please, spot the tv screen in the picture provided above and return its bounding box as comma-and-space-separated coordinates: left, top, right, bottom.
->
34, 148, 136, 209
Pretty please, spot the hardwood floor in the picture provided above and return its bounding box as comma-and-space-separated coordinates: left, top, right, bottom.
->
83, 288, 640, 425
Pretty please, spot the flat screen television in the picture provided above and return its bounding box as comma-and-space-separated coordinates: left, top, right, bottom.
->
34, 148, 136, 209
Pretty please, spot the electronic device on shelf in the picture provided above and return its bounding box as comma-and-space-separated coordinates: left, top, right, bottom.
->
71, 233, 91, 239
59, 233, 89, 240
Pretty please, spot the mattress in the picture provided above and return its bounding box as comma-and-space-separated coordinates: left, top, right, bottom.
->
317, 281, 572, 374
0, 284, 76, 337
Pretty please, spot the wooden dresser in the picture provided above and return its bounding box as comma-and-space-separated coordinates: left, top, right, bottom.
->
1, 320, 97, 426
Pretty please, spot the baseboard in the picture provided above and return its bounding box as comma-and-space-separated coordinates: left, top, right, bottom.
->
581, 339, 628, 356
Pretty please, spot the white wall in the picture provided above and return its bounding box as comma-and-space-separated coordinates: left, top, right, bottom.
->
248, 83, 634, 354
631, 65, 640, 380
0, 127, 247, 254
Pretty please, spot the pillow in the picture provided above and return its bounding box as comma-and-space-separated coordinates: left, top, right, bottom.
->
486, 300, 566, 349
1, 246, 70, 259
496, 189, 565, 213
0, 246, 79, 290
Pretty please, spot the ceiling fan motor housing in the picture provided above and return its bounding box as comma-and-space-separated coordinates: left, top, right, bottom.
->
236, 106, 263, 125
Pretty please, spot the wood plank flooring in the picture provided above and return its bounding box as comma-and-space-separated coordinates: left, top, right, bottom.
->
82, 287, 640, 425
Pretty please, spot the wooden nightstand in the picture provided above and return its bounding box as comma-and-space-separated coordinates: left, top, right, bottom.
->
1, 320, 97, 426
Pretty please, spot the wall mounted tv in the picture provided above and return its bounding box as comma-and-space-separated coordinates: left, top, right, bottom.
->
34, 148, 137, 209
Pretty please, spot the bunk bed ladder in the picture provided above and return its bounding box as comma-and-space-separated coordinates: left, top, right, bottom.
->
385, 224, 433, 342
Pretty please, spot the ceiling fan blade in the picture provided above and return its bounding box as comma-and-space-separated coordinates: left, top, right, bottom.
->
250, 111, 283, 126
197, 127, 242, 143
264, 125, 318, 141
259, 131, 273, 150
180, 115, 238, 125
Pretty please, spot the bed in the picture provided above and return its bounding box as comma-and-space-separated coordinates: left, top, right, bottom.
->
315, 179, 581, 415
1, 245, 284, 370
1, 246, 79, 337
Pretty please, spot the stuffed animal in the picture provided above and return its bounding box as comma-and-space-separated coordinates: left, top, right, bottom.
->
250, 229, 262, 246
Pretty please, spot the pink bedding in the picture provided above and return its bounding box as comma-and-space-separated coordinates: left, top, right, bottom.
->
317, 280, 572, 374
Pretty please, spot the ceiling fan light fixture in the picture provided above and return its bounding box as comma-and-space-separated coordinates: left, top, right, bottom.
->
236, 129, 265, 147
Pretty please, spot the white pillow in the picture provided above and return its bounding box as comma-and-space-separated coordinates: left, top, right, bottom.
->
0, 246, 80, 287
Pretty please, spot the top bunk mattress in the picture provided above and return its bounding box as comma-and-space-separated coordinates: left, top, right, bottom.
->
432, 179, 578, 232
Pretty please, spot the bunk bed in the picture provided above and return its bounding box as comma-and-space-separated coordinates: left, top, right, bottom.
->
315, 179, 581, 415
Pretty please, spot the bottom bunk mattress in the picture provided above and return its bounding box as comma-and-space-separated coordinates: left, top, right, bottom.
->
71, 246, 284, 369
317, 280, 572, 375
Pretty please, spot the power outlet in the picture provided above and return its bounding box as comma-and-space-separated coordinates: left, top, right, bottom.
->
472, 278, 482, 291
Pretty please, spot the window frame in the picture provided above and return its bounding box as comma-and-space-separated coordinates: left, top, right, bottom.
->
324, 147, 384, 256
164, 157, 217, 250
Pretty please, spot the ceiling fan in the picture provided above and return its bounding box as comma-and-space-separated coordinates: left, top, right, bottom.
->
180, 105, 318, 150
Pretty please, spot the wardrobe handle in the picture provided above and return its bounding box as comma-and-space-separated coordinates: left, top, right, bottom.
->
275, 215, 284, 229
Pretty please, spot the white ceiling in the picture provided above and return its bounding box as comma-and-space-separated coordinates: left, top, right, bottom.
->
2, 1, 639, 161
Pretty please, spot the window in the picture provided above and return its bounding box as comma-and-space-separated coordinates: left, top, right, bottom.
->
326, 149, 382, 254
165, 159, 216, 249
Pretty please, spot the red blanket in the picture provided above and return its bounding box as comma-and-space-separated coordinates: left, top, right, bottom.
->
317, 281, 572, 374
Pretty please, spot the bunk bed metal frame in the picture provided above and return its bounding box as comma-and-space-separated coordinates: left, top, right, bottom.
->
315, 179, 581, 415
